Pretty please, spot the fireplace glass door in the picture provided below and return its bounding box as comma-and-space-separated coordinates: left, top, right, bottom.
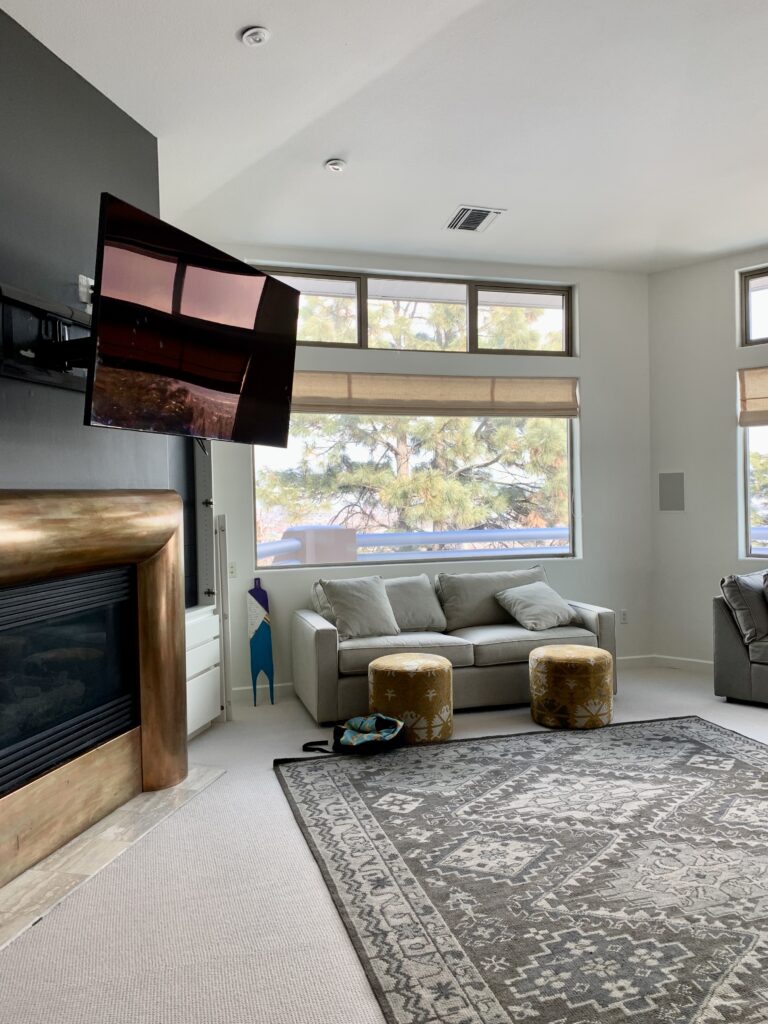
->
0, 567, 139, 796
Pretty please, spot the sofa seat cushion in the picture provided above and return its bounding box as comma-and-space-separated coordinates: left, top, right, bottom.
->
451, 624, 597, 667
338, 632, 473, 675
749, 639, 768, 664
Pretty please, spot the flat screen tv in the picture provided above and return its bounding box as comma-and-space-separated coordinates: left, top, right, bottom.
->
85, 194, 299, 447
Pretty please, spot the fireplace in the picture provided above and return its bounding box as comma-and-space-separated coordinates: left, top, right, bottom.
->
0, 567, 140, 797
0, 490, 187, 888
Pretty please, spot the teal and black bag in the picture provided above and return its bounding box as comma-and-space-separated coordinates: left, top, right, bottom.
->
302, 713, 405, 757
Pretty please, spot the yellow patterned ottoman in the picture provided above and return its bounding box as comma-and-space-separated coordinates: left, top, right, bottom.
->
368, 652, 453, 745
529, 644, 613, 729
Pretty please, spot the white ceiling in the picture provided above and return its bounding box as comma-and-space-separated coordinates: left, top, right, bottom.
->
6, 0, 768, 272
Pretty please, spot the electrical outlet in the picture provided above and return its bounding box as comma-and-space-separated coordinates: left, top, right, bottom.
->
620, 609, 628, 624
228, 561, 238, 579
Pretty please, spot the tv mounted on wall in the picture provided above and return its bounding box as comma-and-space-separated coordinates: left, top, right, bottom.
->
84, 194, 299, 447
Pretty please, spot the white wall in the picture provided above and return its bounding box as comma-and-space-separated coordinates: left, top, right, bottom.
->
212, 249, 651, 696
649, 245, 768, 662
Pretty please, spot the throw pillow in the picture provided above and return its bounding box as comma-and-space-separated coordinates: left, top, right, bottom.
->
720, 570, 768, 643
435, 566, 548, 632
384, 574, 447, 632
496, 581, 574, 630
319, 576, 401, 641
310, 581, 336, 624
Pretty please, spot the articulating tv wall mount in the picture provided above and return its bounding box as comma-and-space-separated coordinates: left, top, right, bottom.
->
0, 283, 93, 392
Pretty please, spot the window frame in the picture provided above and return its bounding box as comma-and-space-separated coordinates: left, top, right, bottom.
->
740, 268, 768, 348
253, 418, 576, 569
270, 268, 366, 350
469, 281, 572, 356
268, 266, 573, 356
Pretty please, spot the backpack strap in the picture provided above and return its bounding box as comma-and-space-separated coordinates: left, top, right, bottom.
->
301, 739, 333, 754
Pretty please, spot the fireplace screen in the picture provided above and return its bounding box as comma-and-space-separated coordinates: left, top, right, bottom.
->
0, 567, 139, 796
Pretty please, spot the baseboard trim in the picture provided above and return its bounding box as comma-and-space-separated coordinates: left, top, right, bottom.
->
618, 655, 714, 672
231, 683, 294, 704
233, 658, 714, 705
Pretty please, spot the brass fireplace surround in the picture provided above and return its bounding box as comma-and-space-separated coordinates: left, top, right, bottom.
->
0, 490, 188, 886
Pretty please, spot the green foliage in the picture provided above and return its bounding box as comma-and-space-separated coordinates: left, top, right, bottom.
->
256, 414, 570, 548
258, 291, 569, 551
297, 289, 563, 352
750, 448, 768, 528
297, 295, 357, 345
367, 299, 466, 351
478, 302, 563, 352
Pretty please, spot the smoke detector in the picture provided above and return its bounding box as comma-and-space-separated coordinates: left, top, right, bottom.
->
324, 158, 347, 173
240, 26, 271, 47
445, 205, 505, 232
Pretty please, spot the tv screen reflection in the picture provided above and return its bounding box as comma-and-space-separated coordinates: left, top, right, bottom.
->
86, 194, 298, 447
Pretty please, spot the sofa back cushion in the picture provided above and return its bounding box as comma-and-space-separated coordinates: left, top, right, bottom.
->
383, 574, 447, 632
311, 581, 336, 623
721, 570, 768, 643
312, 574, 447, 632
436, 565, 548, 632
319, 576, 401, 641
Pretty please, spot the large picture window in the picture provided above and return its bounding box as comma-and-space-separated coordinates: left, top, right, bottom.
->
746, 424, 768, 556
265, 268, 572, 355
255, 412, 573, 567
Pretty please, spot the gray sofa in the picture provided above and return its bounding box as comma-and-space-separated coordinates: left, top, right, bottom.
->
292, 566, 617, 724
714, 573, 768, 703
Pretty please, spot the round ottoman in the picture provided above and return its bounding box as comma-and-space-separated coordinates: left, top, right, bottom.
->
368, 652, 453, 745
529, 644, 613, 729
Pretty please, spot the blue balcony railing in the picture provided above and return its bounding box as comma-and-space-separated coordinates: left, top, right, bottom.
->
257, 525, 570, 566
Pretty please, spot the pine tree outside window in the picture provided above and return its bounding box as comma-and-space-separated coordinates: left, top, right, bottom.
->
266, 269, 572, 355
254, 410, 574, 568
746, 424, 768, 556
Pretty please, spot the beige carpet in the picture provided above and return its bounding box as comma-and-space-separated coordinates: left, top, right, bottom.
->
0, 670, 765, 1024
0, 704, 383, 1024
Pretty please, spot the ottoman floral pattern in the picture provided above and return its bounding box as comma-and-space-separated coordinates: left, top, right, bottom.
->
368, 652, 453, 744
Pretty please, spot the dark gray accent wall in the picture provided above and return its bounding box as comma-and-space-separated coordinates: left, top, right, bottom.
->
0, 11, 159, 302
0, 8, 162, 477
0, 12, 197, 604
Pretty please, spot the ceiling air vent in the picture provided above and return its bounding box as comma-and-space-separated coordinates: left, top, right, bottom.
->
445, 205, 505, 233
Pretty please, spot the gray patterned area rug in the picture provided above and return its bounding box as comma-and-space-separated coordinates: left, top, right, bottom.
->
275, 717, 768, 1024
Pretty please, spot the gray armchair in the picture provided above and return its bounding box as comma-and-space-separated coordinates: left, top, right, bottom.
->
713, 595, 768, 704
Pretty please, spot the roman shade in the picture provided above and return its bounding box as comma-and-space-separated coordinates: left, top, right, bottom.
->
291, 371, 579, 418
739, 367, 768, 426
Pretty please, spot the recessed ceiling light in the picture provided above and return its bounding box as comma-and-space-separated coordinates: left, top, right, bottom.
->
240, 26, 271, 47
324, 158, 347, 173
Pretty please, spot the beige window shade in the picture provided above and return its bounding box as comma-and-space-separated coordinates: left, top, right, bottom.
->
291, 371, 579, 418
739, 367, 768, 426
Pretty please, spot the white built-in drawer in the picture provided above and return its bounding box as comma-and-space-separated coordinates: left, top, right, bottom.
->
186, 637, 220, 680
187, 666, 221, 736
186, 607, 220, 648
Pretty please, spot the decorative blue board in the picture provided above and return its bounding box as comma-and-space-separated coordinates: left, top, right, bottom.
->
247, 577, 274, 705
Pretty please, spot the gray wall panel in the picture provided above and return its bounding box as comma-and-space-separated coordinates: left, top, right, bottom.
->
0, 12, 182, 493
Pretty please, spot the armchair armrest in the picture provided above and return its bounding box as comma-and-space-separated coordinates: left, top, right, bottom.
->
291, 609, 339, 724
713, 595, 752, 700
566, 601, 617, 691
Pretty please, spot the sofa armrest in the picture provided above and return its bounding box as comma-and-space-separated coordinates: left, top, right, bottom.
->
713, 595, 752, 700
291, 610, 340, 724
566, 601, 617, 691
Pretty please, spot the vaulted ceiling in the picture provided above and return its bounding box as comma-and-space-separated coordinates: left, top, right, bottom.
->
6, 0, 768, 270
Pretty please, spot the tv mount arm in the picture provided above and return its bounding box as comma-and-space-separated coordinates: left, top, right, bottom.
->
0, 283, 94, 386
